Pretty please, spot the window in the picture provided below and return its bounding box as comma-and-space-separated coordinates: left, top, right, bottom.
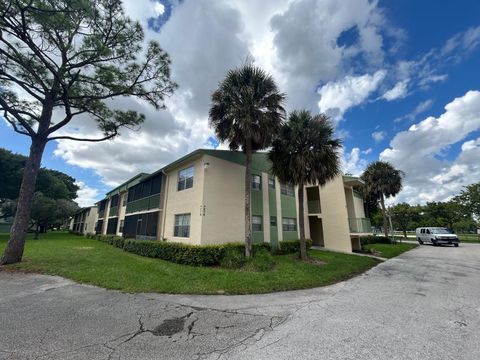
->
270, 216, 277, 227
282, 218, 297, 232
252, 216, 262, 231
110, 194, 119, 208
252, 174, 261, 190
178, 166, 194, 191
174, 213, 191, 237
280, 183, 295, 196
268, 177, 275, 189
119, 220, 124, 233
421, 229, 425, 234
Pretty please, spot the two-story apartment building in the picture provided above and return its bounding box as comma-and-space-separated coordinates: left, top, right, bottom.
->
70, 206, 98, 235
92, 149, 371, 253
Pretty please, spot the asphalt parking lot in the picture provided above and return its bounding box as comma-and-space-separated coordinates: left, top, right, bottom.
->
1, 243, 479, 359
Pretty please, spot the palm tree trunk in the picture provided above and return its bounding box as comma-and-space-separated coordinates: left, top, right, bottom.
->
244, 139, 252, 258
297, 182, 308, 261
1, 138, 47, 265
380, 193, 389, 238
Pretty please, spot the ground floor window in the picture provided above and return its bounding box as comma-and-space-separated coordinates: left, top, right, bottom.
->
282, 217, 297, 232
174, 213, 191, 237
252, 215, 262, 231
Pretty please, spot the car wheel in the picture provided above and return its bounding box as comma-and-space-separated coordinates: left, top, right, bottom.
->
417, 237, 423, 245
454, 243, 459, 247
432, 239, 437, 246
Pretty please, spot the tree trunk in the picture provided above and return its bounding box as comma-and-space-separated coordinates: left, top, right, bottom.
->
1, 138, 47, 265
34, 224, 39, 240
403, 229, 407, 239
380, 193, 389, 238
297, 182, 308, 261
244, 139, 252, 258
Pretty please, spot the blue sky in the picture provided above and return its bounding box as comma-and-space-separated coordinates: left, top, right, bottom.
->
1, 0, 480, 206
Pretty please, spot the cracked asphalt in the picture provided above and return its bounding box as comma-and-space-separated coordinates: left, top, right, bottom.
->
1, 243, 479, 360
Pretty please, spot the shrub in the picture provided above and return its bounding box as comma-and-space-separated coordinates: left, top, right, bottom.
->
220, 247, 247, 269
360, 235, 391, 245
275, 239, 313, 255
122, 240, 226, 266
244, 248, 276, 272
92, 234, 272, 267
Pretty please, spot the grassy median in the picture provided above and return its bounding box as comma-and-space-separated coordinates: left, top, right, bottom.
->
0, 232, 381, 294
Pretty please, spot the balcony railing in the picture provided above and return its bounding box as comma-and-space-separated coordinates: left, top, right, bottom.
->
349, 218, 372, 233
307, 200, 321, 214
126, 194, 161, 214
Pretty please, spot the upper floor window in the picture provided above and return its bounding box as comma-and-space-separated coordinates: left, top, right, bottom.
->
282, 217, 297, 232
178, 166, 194, 191
252, 216, 262, 231
252, 174, 261, 190
174, 213, 191, 237
280, 183, 295, 197
268, 177, 275, 189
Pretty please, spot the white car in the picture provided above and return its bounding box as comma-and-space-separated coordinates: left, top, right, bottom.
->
415, 227, 459, 247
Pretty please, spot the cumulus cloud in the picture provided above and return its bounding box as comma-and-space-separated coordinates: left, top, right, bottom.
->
341, 147, 368, 176
317, 70, 386, 121
381, 90, 480, 204
75, 182, 100, 207
52, 0, 395, 188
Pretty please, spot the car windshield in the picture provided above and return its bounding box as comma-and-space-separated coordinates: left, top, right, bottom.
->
431, 228, 451, 234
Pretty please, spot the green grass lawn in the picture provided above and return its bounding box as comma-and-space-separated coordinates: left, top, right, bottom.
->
363, 243, 418, 259
0, 232, 381, 295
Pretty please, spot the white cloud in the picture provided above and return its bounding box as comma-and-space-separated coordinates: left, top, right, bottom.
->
381, 90, 480, 204
381, 80, 408, 101
394, 98, 434, 123
75, 182, 100, 208
372, 130, 386, 142
317, 70, 386, 121
341, 147, 367, 176
52, 0, 396, 189
362, 148, 372, 155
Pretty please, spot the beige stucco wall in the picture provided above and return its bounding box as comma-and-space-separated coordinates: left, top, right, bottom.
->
353, 193, 366, 219
200, 155, 246, 245
344, 188, 356, 219
82, 207, 98, 235
162, 155, 205, 245
315, 175, 352, 252
116, 191, 127, 236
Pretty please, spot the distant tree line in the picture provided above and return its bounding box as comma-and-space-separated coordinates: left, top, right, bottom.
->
0, 148, 80, 238
370, 183, 479, 237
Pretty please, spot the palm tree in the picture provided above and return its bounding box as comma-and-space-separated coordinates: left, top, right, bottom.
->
269, 110, 342, 260
209, 65, 286, 257
361, 161, 404, 237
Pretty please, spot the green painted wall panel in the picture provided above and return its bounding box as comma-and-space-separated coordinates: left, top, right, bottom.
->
282, 231, 298, 241
281, 195, 296, 218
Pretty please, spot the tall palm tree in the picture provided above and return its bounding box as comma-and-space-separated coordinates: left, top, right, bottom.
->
209, 65, 286, 257
269, 110, 342, 260
361, 161, 405, 237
